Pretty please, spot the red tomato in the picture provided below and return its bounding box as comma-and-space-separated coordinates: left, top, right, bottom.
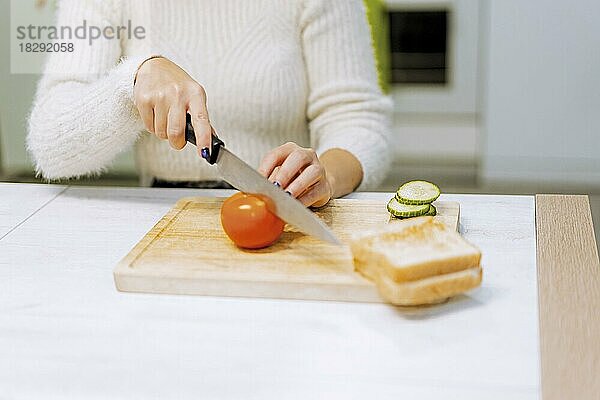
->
220, 192, 285, 249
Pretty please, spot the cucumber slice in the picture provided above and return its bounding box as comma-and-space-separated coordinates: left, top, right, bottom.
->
387, 197, 430, 218
396, 180, 440, 205
425, 204, 437, 216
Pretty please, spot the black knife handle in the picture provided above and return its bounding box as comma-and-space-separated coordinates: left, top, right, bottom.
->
185, 113, 225, 165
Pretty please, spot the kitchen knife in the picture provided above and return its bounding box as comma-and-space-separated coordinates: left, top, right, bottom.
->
185, 115, 342, 246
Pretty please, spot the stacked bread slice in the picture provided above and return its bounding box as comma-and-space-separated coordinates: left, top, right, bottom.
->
350, 216, 482, 306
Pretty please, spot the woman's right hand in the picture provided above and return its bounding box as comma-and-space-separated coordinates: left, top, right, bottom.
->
133, 57, 212, 155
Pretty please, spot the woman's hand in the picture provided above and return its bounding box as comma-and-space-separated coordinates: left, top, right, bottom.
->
133, 57, 212, 154
258, 142, 333, 208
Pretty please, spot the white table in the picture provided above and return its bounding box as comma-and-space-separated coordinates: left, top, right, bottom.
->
0, 184, 67, 239
0, 183, 545, 399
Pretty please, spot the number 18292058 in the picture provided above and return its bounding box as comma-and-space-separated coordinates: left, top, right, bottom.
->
19, 42, 74, 53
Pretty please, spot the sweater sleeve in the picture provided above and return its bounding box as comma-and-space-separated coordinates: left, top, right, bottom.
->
301, 0, 393, 191
27, 0, 150, 180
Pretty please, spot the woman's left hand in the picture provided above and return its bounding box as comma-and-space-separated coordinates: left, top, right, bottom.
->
258, 142, 333, 208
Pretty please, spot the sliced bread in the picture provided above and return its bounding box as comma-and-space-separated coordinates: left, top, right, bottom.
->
350, 216, 482, 305
350, 216, 481, 283
357, 261, 482, 306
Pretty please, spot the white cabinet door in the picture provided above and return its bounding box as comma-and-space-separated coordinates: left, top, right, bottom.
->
481, 0, 600, 185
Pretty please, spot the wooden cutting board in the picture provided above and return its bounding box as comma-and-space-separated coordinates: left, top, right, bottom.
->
114, 198, 460, 303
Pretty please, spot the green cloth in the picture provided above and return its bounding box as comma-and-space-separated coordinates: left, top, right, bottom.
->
364, 0, 390, 93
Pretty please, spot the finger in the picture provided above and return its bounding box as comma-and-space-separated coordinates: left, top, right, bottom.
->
257, 142, 298, 178
153, 104, 168, 140
167, 105, 186, 150
273, 149, 316, 188
298, 180, 330, 207
187, 91, 212, 156
136, 97, 155, 133
268, 166, 281, 182
284, 164, 322, 198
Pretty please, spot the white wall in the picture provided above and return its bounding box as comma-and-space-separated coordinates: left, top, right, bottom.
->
481, 0, 600, 186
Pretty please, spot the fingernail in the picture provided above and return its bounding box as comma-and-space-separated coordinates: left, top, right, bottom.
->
201, 147, 210, 160
285, 191, 292, 196
273, 181, 281, 188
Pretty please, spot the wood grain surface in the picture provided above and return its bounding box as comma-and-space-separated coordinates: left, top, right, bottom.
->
536, 195, 600, 400
114, 197, 459, 302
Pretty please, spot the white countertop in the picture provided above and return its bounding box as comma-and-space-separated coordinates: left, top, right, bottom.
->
0, 183, 539, 399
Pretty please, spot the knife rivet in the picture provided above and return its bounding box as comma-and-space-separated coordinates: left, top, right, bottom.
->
285, 191, 292, 196
273, 181, 281, 188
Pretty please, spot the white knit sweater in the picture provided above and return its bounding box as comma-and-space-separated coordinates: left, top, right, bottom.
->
28, 0, 392, 190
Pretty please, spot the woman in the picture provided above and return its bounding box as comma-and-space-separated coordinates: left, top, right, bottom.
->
28, 0, 391, 207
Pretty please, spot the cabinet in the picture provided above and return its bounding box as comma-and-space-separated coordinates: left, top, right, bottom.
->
481, 0, 600, 185
384, 0, 482, 164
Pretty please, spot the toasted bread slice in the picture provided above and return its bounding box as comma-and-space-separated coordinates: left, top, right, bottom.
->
350, 216, 481, 283
356, 260, 482, 306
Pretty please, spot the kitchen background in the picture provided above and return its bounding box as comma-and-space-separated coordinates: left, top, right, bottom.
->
1, 0, 599, 243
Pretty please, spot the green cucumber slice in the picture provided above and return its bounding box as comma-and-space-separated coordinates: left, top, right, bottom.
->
387, 197, 430, 218
425, 204, 437, 216
396, 180, 440, 205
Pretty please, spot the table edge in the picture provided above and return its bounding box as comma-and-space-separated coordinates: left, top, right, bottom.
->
535, 194, 600, 400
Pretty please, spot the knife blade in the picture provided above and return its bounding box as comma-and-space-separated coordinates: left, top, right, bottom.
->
185, 115, 342, 245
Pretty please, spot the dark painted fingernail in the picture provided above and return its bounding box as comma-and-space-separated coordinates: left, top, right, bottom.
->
201, 147, 210, 160
285, 191, 292, 196
273, 181, 281, 188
